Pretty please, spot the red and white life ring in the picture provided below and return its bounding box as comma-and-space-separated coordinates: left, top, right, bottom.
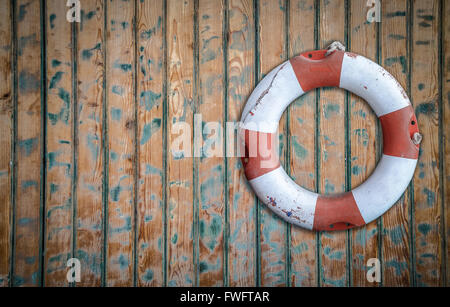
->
240, 42, 421, 231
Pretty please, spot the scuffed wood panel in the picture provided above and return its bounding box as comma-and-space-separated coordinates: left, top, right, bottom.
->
197, 0, 225, 286
288, 0, 318, 287
167, 0, 195, 287
75, 0, 105, 287
348, 0, 379, 287
13, 0, 43, 287
317, 0, 348, 287
258, 0, 288, 287
411, 0, 442, 286
0, 0, 447, 288
380, 0, 412, 286
226, 0, 257, 286
0, 0, 12, 287
44, 0, 74, 286
444, 0, 450, 288
105, 0, 136, 286
136, 0, 165, 287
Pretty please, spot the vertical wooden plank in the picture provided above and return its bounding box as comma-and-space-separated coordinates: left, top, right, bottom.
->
227, 0, 257, 286
288, 0, 318, 287
444, 0, 450, 287
258, 0, 287, 287
349, 0, 379, 286
0, 0, 12, 287
380, 0, 412, 286
167, 0, 195, 287
318, 0, 348, 287
411, 0, 442, 286
106, 0, 136, 286
197, 0, 225, 286
13, 0, 43, 287
76, 0, 105, 286
136, 0, 165, 287
44, 0, 74, 286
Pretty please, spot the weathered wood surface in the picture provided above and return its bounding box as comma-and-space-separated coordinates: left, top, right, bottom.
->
0, 0, 448, 287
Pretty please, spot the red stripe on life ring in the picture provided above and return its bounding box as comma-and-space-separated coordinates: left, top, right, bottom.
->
379, 106, 419, 159
289, 50, 345, 93
241, 130, 280, 181
313, 192, 365, 231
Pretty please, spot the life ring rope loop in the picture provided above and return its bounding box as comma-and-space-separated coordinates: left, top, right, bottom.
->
240, 42, 420, 231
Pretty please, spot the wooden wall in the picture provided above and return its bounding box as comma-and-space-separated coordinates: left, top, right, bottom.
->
0, 0, 448, 287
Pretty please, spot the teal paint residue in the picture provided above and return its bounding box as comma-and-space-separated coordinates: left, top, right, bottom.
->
49, 14, 56, 29
49, 71, 64, 89
292, 242, 308, 255
50, 183, 59, 194
324, 103, 340, 119
142, 269, 154, 282
140, 119, 161, 145
351, 165, 364, 176
110, 108, 122, 121
199, 215, 222, 251
17, 217, 33, 226
384, 56, 407, 73
111, 85, 124, 96
422, 188, 435, 207
22, 180, 39, 190
47, 151, 71, 175
388, 225, 404, 245
51, 59, 62, 67
171, 233, 178, 244
87, 134, 99, 160
385, 11, 406, 18
113, 60, 132, 72
109, 216, 132, 234
140, 91, 162, 111
140, 16, 162, 40
18, 137, 38, 157
388, 34, 406, 40
323, 246, 344, 260
18, 70, 40, 93
110, 151, 118, 161
324, 179, 335, 195
353, 128, 369, 146
415, 102, 436, 116
385, 260, 408, 276
18, 34, 38, 56
418, 223, 431, 236
418, 83, 425, 90
18, 3, 31, 22
145, 164, 162, 176
82, 43, 101, 60
229, 31, 253, 51
118, 254, 129, 271
291, 136, 308, 160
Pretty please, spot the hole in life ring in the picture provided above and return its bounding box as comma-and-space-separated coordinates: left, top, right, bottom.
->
411, 120, 416, 125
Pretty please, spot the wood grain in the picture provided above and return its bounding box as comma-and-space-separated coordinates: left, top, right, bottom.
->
197, 0, 225, 286
13, 0, 43, 287
444, 0, 450, 288
288, 0, 318, 287
105, 0, 136, 286
166, 0, 195, 287
380, 0, 412, 286
44, 0, 74, 286
226, 0, 257, 286
411, 0, 442, 286
0, 0, 12, 287
75, 0, 105, 286
136, 0, 165, 287
318, 0, 348, 287
348, 0, 379, 287
258, 0, 288, 287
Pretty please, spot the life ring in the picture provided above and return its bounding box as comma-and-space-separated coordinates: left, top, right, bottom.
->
240, 42, 421, 231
